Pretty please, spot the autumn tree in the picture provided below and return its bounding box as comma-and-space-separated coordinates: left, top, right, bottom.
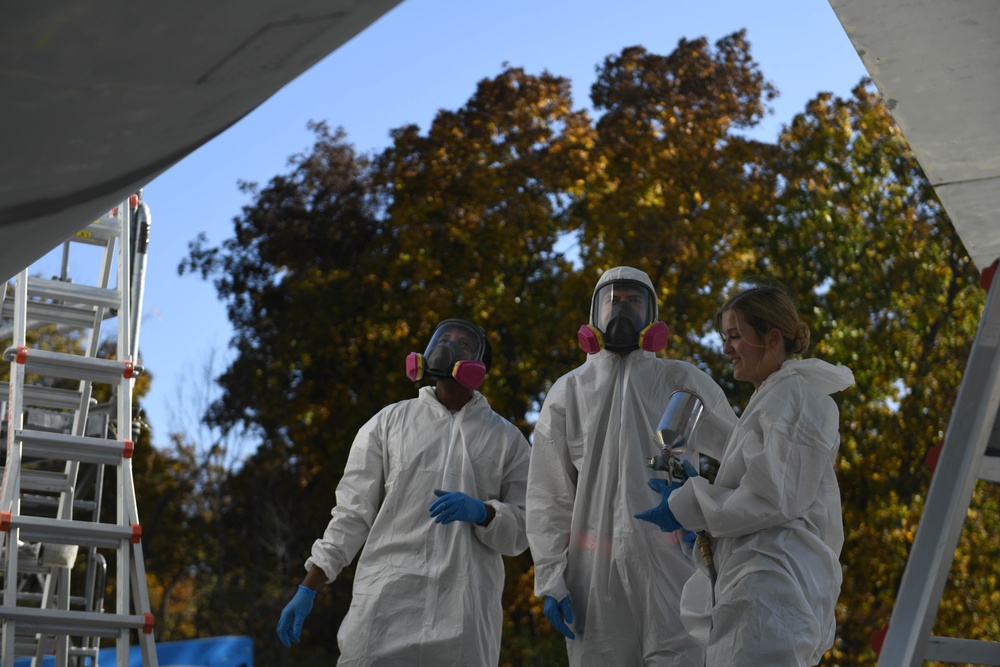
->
376, 66, 594, 429
574, 30, 777, 374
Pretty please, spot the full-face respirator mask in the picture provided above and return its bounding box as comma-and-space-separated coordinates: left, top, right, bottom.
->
406, 319, 490, 390
577, 279, 669, 354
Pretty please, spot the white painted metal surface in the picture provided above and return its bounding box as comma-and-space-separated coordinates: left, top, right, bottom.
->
0, 1, 403, 283
829, 0, 1000, 272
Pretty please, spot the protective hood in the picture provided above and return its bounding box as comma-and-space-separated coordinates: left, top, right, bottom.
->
768, 359, 855, 396
589, 266, 660, 324
578, 266, 668, 354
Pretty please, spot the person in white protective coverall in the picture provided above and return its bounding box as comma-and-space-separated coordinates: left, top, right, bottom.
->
276, 318, 530, 666
635, 281, 855, 666
526, 266, 738, 666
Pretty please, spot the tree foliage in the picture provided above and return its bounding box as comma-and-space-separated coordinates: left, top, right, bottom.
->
578, 32, 777, 373
157, 32, 1000, 667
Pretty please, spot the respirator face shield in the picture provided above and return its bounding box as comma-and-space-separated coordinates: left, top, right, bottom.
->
592, 281, 658, 351
405, 319, 489, 389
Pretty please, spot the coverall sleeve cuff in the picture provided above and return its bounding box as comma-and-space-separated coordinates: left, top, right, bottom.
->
534, 578, 571, 602
303, 557, 337, 584
668, 479, 709, 532
474, 499, 529, 556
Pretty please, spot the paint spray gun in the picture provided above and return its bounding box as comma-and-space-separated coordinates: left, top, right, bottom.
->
647, 390, 705, 483
647, 390, 717, 592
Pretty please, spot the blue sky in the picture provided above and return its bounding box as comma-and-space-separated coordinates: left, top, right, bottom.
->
29, 1, 870, 452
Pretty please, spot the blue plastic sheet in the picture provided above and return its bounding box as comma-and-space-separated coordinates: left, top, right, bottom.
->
10, 635, 253, 667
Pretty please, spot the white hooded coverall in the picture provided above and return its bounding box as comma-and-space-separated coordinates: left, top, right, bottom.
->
307, 385, 530, 666
669, 358, 855, 667
526, 267, 738, 666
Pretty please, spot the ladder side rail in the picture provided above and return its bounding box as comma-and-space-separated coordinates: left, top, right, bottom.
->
48, 566, 73, 666
78, 549, 108, 661
130, 200, 151, 359
1, 270, 29, 516
59, 238, 71, 282
126, 464, 158, 667
117, 196, 159, 667
1, 270, 29, 667
877, 267, 1000, 666
83, 460, 108, 618
116, 198, 137, 667
0, 279, 7, 338
115, 196, 159, 666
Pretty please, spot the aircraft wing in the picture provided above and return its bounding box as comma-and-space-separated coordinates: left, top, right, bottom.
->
829, 0, 1000, 272
0, 0, 402, 282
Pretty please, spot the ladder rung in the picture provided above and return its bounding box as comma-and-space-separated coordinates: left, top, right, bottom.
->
0, 407, 110, 440
0, 470, 99, 511
0, 301, 103, 331
14, 469, 70, 493
980, 454, 1000, 483
2, 514, 139, 549
19, 493, 97, 514
26, 277, 121, 310
0, 605, 152, 638
0, 538, 91, 575
14, 592, 93, 609
2, 347, 139, 383
16, 429, 130, 466
0, 383, 90, 410
70, 217, 121, 245
0, 298, 112, 329
925, 636, 1000, 665
11, 635, 58, 658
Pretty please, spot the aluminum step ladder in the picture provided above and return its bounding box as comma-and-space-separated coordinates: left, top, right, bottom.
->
0, 194, 157, 667
876, 259, 1000, 665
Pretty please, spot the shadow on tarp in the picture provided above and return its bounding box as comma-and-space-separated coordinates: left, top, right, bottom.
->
9, 635, 253, 667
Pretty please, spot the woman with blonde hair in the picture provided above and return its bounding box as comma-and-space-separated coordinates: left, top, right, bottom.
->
635, 280, 854, 666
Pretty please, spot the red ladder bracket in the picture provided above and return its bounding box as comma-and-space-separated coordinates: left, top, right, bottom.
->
142, 612, 155, 634
925, 440, 944, 472
130, 523, 142, 543
0, 511, 11, 531
980, 258, 999, 291
871, 623, 888, 656
122, 439, 134, 459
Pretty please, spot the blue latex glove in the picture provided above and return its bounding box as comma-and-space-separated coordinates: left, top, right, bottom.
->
276, 585, 317, 647
429, 489, 487, 524
634, 478, 684, 532
543, 595, 576, 639
681, 529, 697, 544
